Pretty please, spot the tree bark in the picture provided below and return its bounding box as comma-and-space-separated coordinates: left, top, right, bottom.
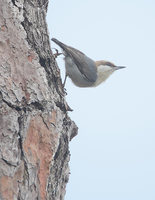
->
0, 0, 78, 199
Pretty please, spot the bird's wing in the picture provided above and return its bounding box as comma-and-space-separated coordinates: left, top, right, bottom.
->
52, 38, 97, 83
66, 46, 97, 82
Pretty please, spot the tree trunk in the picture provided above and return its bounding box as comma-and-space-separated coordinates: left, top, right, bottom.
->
0, 0, 78, 199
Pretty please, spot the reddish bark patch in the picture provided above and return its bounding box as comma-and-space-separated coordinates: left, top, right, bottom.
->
0, 25, 7, 32
23, 115, 54, 200
0, 176, 14, 200
28, 52, 36, 62
0, 162, 24, 200
50, 110, 57, 126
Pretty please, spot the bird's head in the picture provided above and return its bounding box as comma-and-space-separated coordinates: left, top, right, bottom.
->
96, 60, 125, 71
93, 60, 126, 86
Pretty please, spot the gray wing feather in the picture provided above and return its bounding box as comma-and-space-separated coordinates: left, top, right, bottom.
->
52, 38, 97, 83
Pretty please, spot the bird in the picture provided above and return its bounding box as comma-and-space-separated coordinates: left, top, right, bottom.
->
51, 38, 125, 88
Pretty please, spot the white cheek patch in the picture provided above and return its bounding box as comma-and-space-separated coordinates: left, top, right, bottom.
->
94, 65, 114, 86
98, 65, 112, 72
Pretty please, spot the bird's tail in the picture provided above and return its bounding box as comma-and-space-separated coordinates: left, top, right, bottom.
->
51, 38, 68, 51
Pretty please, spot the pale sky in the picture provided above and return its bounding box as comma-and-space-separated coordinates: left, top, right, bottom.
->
47, 1, 155, 200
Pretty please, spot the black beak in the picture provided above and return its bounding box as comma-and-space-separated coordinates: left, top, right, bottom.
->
115, 66, 126, 70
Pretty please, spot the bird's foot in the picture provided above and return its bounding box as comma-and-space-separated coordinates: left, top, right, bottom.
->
63, 87, 67, 96
52, 48, 62, 59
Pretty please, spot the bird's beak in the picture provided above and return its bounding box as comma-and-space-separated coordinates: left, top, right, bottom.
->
115, 66, 126, 70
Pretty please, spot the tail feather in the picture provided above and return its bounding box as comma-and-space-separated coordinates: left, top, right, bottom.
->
51, 38, 68, 51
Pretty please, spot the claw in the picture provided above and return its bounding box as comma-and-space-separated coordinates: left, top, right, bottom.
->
52, 48, 62, 59
63, 87, 67, 95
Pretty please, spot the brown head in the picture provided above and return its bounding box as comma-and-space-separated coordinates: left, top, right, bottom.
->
95, 60, 126, 70
93, 60, 126, 87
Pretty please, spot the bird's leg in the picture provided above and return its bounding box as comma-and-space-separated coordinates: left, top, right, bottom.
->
52, 48, 62, 58
63, 74, 68, 88
62, 74, 68, 95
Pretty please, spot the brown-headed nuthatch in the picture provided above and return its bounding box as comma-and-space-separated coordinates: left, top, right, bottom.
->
52, 38, 125, 87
